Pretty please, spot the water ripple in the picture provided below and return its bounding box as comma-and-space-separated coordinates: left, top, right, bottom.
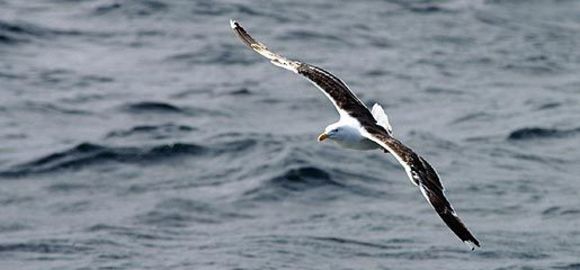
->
243, 166, 344, 202
507, 127, 580, 140
136, 198, 252, 227
105, 123, 195, 139
123, 101, 184, 114
1, 142, 206, 177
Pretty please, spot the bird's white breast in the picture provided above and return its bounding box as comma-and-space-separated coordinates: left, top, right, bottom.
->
332, 124, 380, 150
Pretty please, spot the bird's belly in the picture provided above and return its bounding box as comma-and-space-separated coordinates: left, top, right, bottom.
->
336, 138, 380, 151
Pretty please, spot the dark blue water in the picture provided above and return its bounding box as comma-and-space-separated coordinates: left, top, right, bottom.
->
1, 0, 580, 269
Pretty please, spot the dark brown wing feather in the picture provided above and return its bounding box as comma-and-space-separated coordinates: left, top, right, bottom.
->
362, 130, 481, 249
231, 20, 380, 123
296, 64, 374, 120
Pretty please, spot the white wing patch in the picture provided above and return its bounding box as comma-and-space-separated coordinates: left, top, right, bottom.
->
371, 103, 393, 135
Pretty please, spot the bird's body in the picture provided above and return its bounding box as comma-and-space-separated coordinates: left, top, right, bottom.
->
230, 20, 480, 250
322, 103, 393, 150
322, 118, 380, 150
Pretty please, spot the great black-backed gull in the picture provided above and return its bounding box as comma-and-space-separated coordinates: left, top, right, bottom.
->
230, 20, 480, 250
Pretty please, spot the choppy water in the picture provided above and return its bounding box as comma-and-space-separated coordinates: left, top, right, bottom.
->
1, 0, 580, 269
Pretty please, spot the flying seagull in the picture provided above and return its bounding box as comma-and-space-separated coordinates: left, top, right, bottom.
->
230, 20, 480, 250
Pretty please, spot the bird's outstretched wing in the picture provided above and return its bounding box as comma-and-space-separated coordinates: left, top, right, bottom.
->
231, 19, 480, 249
360, 126, 481, 250
230, 20, 374, 121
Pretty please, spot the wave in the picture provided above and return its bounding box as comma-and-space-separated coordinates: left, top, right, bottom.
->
0, 20, 48, 45
0, 223, 28, 233
135, 198, 251, 227
166, 43, 257, 66
92, 1, 169, 17
0, 19, 109, 46
536, 102, 561, 110
228, 88, 253, 96
307, 236, 399, 250
122, 101, 220, 116
396, 2, 455, 14
242, 166, 344, 201
553, 263, 580, 270
279, 30, 350, 46
450, 112, 494, 124
0, 240, 91, 254
507, 127, 580, 140
21, 101, 92, 115
0, 134, 267, 177
123, 101, 184, 114
105, 123, 195, 139
1, 142, 206, 177
191, 3, 292, 22
85, 224, 176, 241
542, 206, 580, 218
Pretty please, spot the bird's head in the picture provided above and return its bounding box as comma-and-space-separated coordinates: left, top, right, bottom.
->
317, 124, 342, 142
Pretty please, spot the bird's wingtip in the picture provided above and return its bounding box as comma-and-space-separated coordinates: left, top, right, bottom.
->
464, 240, 480, 251
229, 19, 238, 29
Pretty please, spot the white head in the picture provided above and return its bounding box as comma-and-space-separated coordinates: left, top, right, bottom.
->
317, 122, 379, 150
317, 123, 358, 143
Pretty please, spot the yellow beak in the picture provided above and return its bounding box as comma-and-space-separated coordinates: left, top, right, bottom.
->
317, 133, 329, 142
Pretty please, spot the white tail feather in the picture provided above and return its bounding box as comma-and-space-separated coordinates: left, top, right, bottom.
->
371, 103, 393, 135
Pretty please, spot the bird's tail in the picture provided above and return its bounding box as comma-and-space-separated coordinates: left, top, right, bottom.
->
371, 104, 393, 135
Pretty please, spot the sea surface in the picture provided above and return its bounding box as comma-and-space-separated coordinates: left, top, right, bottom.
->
1, 0, 580, 269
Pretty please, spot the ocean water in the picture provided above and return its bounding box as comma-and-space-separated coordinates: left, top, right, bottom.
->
1, 0, 580, 269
